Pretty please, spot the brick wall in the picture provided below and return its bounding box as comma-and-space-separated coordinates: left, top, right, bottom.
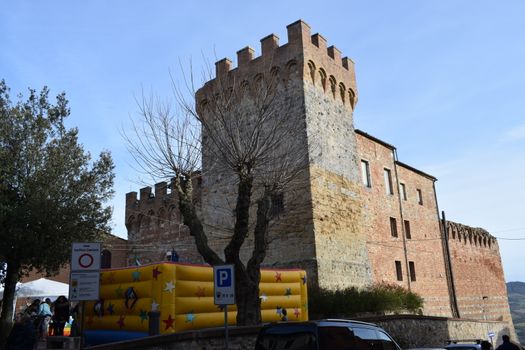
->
447, 222, 515, 331
356, 131, 453, 316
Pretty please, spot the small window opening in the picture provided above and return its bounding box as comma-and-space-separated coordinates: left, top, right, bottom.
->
400, 183, 407, 200
101, 250, 112, 269
417, 189, 423, 205
384, 168, 393, 195
270, 193, 284, 217
390, 217, 398, 238
404, 220, 411, 239
409, 261, 416, 281
361, 160, 371, 188
395, 261, 403, 281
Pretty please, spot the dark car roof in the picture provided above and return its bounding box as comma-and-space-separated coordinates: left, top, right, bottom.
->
259, 319, 381, 332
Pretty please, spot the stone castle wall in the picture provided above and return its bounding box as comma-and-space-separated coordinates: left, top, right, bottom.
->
125, 180, 203, 265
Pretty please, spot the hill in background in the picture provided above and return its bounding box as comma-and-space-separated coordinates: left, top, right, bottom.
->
507, 281, 525, 344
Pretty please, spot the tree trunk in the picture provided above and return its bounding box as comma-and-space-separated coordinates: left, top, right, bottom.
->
234, 264, 261, 325
0, 261, 20, 346
237, 194, 270, 326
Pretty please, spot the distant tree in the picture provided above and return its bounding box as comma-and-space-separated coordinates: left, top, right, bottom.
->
0, 80, 114, 343
125, 65, 309, 326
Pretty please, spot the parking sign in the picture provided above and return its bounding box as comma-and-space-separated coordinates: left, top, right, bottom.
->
214, 265, 235, 305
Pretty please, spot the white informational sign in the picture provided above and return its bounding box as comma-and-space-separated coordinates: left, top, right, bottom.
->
70, 242, 101, 301
213, 265, 235, 305
71, 242, 101, 271
70, 271, 100, 301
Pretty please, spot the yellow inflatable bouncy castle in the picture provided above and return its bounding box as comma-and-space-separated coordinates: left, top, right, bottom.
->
84, 262, 308, 344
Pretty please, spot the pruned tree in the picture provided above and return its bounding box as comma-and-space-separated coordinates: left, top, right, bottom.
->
0, 80, 115, 343
125, 62, 309, 325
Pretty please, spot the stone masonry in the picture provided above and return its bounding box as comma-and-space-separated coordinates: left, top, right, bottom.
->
124, 20, 515, 336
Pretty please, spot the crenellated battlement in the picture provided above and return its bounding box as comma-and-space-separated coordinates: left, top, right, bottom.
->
125, 180, 174, 208
201, 19, 358, 110
447, 220, 498, 250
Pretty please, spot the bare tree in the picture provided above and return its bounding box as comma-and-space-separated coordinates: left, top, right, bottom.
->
125, 63, 309, 325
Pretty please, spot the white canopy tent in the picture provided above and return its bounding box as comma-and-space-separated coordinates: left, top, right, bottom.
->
0, 278, 69, 300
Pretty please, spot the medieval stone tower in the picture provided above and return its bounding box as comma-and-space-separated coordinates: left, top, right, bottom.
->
196, 20, 372, 290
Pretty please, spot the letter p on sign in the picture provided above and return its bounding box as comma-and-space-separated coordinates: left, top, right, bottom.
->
218, 269, 231, 287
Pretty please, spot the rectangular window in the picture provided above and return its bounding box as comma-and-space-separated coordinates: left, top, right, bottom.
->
384, 168, 393, 195
417, 189, 423, 205
395, 261, 403, 281
361, 160, 371, 188
409, 261, 416, 281
400, 183, 407, 200
390, 217, 398, 238
404, 220, 411, 239
270, 193, 284, 217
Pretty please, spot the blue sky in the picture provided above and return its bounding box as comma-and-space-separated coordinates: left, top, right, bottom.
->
1, 1, 524, 281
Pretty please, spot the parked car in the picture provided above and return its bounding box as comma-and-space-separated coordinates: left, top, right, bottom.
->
445, 340, 483, 350
254, 319, 402, 350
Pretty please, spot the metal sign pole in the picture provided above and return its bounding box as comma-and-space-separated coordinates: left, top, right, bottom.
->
79, 301, 86, 347
225, 304, 229, 350
214, 265, 234, 350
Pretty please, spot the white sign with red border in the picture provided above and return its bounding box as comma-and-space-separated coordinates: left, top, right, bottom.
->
71, 242, 101, 271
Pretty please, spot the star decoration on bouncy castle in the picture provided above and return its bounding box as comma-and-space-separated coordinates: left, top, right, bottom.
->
162, 314, 175, 330
185, 311, 196, 323
117, 315, 126, 329
152, 266, 162, 280
302, 302, 308, 311
284, 288, 292, 298
195, 287, 205, 298
132, 270, 141, 282
274, 272, 282, 282
107, 303, 115, 315
301, 275, 307, 285
294, 308, 300, 319
151, 299, 160, 312
260, 293, 268, 302
115, 285, 123, 298
164, 281, 175, 293
139, 310, 148, 323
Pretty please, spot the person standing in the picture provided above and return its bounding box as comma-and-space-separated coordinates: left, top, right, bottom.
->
52, 296, 69, 336
37, 298, 53, 340
496, 335, 520, 350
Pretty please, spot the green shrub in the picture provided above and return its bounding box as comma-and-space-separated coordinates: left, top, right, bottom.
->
308, 283, 424, 319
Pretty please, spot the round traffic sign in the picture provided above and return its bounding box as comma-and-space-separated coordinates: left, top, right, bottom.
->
78, 253, 94, 268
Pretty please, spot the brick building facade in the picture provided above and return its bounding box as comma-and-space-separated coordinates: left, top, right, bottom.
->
124, 20, 514, 331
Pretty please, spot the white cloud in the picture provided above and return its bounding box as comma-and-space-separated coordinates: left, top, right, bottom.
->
503, 123, 525, 142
